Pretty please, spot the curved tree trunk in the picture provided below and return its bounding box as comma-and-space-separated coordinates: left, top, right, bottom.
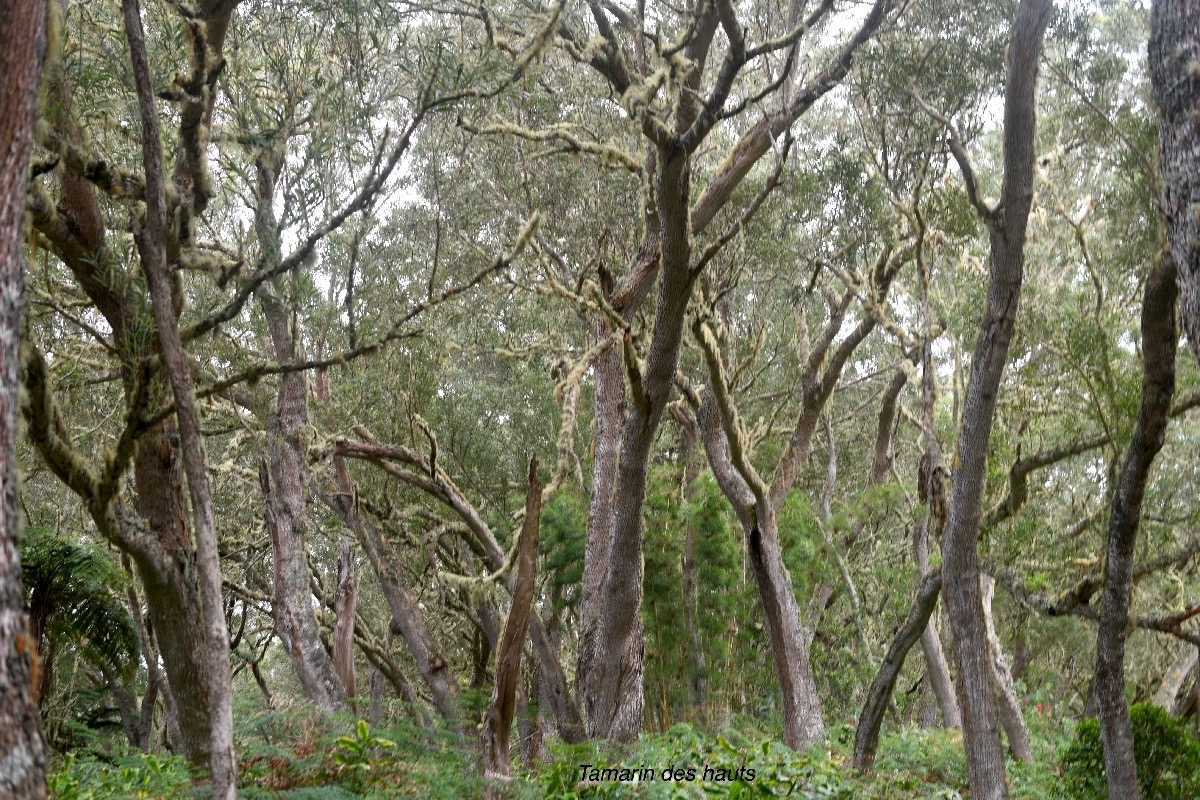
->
1094, 257, 1178, 800
981, 576, 1032, 763
938, 3, 1050, 797
855, 572, 942, 771
0, 0, 50, 795
1153, 643, 1197, 711
121, 0, 237, 793
324, 458, 462, 723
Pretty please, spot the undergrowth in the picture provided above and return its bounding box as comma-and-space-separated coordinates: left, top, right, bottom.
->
48, 704, 1191, 799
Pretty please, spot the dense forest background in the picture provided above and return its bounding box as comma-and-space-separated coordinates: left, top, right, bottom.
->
0, 0, 1198, 797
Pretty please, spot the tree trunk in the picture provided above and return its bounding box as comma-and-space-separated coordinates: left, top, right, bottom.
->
578, 332, 623, 706
1150, 0, 1200, 366
578, 330, 644, 741
121, 1, 236, 792
0, 1, 49, 794
1153, 643, 1197, 710
334, 537, 358, 703
981, 576, 1032, 763
917, 307, 962, 732
751, 513, 826, 746
482, 457, 541, 779
255, 154, 348, 714
855, 572, 942, 771
1094, 257, 1178, 800
325, 459, 462, 722
938, 3, 1050, 797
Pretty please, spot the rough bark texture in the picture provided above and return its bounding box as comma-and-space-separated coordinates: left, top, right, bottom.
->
325, 458, 462, 722
917, 310, 962, 731
939, 3, 1051, 797
981, 576, 1032, 763
334, 537, 358, 702
255, 155, 348, 713
0, 0, 50, 796
482, 457, 542, 780
120, 1, 236, 793
1094, 257, 1178, 800
578, 331, 624, 708
1150, 0, 1200, 365
587, 147, 698, 741
854, 572, 943, 771
938, 2, 1052, 797
24, 0, 239, 771
1153, 643, 1197, 710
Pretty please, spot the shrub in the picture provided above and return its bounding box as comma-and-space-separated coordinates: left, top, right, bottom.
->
1058, 703, 1200, 800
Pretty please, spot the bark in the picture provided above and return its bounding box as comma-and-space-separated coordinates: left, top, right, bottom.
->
575, 0, 892, 742
577, 331, 624, 707
917, 303, 962, 731
334, 537, 358, 702
854, 572, 942, 771
256, 155, 348, 714
691, 247, 905, 748
28, 0, 253, 773
334, 438, 585, 741
324, 459, 462, 722
368, 632, 390, 727
1153, 643, 1197, 710
0, 3, 49, 793
1094, 257, 1178, 800
482, 457, 542, 779
120, 1, 235, 794
981, 576, 1032, 763
0, 3, 49, 796
938, 3, 1050, 797
586, 148, 697, 741
1150, 0, 1200, 366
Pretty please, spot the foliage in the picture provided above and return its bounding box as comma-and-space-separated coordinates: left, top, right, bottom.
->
1058, 704, 1200, 800
48, 752, 193, 800
233, 709, 483, 799
19, 526, 139, 679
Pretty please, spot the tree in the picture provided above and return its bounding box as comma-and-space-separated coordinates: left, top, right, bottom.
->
1093, 256, 1178, 800
1150, 0, 1200, 366
925, 0, 1052, 796
0, 0, 50, 796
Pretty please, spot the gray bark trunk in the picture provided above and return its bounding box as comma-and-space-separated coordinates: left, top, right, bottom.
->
939, 3, 1050, 797
324, 459, 462, 722
0, 1, 49, 794
981, 576, 1032, 763
578, 332, 624, 712
255, 156, 348, 715
854, 572, 942, 771
121, 2, 236, 792
1153, 643, 1197, 710
1094, 257, 1178, 800
1150, 0, 1200, 366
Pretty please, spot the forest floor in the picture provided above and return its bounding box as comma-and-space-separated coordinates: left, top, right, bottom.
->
45, 706, 1077, 799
